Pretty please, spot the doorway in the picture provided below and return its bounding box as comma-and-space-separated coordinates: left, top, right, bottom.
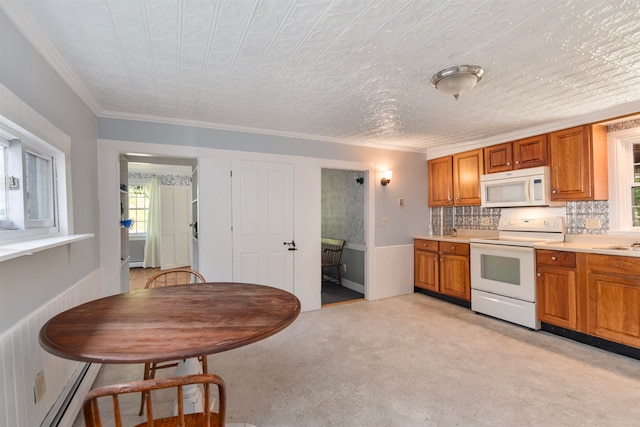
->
125, 155, 196, 275
321, 168, 366, 305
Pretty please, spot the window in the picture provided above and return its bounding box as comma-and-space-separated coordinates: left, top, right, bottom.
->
633, 144, 640, 228
0, 83, 84, 260
608, 125, 640, 233
128, 184, 150, 235
0, 144, 6, 220
25, 148, 55, 227
0, 135, 59, 237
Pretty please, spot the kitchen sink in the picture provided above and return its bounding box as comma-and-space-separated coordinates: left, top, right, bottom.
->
597, 244, 640, 251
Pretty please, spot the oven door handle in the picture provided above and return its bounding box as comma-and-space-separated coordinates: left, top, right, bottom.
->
470, 243, 535, 253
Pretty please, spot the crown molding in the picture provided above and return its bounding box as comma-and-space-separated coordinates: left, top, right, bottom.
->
99, 110, 427, 154
426, 101, 640, 160
1, 1, 103, 115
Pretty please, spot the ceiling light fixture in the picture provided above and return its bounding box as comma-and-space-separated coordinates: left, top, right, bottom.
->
431, 65, 484, 100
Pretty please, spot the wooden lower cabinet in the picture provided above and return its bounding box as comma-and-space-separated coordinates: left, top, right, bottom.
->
414, 239, 470, 302
536, 250, 578, 330
587, 254, 640, 349
440, 253, 470, 301
536, 250, 640, 350
414, 239, 439, 292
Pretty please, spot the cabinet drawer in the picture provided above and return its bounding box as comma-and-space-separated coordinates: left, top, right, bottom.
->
588, 254, 640, 276
439, 242, 469, 256
414, 239, 438, 252
536, 250, 576, 268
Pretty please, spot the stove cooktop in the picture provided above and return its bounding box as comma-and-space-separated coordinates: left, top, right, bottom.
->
470, 216, 565, 247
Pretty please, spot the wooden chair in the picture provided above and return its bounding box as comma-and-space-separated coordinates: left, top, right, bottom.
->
144, 268, 206, 289
321, 238, 345, 286
139, 268, 207, 415
83, 373, 226, 427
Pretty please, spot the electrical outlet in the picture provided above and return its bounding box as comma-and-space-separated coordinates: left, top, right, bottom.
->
34, 370, 46, 403
398, 198, 404, 207
381, 217, 387, 226
342, 263, 347, 272
481, 217, 490, 226
586, 217, 601, 229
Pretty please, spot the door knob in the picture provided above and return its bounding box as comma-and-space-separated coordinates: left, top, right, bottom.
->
283, 240, 297, 251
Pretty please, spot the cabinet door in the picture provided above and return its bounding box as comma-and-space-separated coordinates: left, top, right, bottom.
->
588, 272, 640, 348
453, 149, 483, 206
536, 266, 577, 330
440, 253, 470, 301
484, 142, 513, 173
415, 249, 439, 292
549, 126, 592, 200
428, 156, 453, 206
514, 134, 548, 169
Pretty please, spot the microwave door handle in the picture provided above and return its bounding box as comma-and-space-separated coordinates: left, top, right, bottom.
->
525, 178, 532, 203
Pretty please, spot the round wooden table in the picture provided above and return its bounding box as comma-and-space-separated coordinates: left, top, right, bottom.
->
39, 282, 301, 364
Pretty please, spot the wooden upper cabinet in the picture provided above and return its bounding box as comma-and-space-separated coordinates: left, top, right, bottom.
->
453, 149, 483, 206
549, 125, 608, 201
484, 135, 548, 173
484, 142, 513, 173
514, 134, 549, 169
428, 156, 453, 206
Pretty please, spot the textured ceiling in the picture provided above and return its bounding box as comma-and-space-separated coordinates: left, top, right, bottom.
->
3, 0, 640, 151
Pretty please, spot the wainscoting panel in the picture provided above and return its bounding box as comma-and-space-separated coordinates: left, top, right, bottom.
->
0, 269, 102, 427
370, 244, 414, 300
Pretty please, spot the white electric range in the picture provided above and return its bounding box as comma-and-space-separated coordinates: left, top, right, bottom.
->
469, 217, 565, 329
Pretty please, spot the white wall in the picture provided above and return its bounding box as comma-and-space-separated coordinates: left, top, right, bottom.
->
99, 139, 402, 312
1, 9, 101, 427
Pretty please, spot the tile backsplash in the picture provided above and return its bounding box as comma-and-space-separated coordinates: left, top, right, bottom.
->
429, 201, 609, 235
565, 201, 609, 235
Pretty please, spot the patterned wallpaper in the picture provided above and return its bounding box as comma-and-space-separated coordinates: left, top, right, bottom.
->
128, 172, 191, 186
321, 169, 365, 245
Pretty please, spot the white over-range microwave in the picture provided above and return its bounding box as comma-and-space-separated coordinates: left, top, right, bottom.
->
480, 166, 552, 208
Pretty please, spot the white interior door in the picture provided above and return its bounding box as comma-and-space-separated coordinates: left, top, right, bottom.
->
160, 185, 192, 270
232, 160, 294, 292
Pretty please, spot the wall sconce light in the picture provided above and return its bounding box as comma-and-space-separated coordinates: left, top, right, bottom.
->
381, 170, 392, 186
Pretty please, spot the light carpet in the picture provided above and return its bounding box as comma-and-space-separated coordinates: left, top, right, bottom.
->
73, 293, 640, 426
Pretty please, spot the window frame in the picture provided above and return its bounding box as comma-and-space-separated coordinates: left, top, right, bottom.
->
0, 83, 72, 244
608, 126, 640, 234
127, 178, 151, 238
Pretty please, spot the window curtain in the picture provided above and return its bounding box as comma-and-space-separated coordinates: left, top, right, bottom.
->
143, 178, 161, 268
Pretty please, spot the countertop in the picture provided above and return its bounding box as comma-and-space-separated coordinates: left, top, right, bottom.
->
415, 232, 640, 258
414, 230, 498, 244
534, 241, 640, 257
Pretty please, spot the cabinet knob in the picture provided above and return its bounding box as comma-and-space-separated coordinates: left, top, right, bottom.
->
537, 273, 541, 277
552, 190, 557, 194
433, 257, 438, 261
551, 256, 557, 261
451, 246, 455, 250
423, 243, 427, 247
507, 162, 511, 165
515, 161, 519, 164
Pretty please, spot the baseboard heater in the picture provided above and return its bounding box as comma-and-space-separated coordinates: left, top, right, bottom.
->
40, 363, 93, 427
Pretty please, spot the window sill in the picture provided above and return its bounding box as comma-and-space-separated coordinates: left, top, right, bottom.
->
0, 233, 94, 262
